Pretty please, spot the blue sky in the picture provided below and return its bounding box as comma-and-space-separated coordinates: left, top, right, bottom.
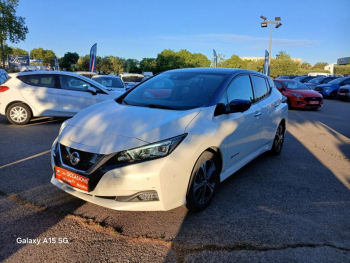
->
12, 0, 350, 65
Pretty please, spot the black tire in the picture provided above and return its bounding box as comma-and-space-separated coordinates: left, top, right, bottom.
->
330, 91, 338, 100
186, 151, 220, 212
6, 103, 32, 125
269, 123, 285, 155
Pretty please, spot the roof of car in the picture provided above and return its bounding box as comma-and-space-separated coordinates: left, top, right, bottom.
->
13, 70, 85, 77
166, 68, 268, 77
92, 75, 121, 79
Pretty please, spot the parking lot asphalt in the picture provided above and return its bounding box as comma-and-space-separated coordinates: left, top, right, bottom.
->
0, 100, 350, 262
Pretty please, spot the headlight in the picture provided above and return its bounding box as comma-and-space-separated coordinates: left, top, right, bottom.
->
59, 119, 69, 135
109, 134, 187, 164
291, 93, 303, 98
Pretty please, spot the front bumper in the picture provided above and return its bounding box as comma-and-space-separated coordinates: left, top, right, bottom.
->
290, 97, 323, 109
50, 143, 191, 211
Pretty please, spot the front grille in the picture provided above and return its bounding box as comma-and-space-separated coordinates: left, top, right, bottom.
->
339, 89, 349, 94
60, 144, 104, 172
304, 97, 322, 103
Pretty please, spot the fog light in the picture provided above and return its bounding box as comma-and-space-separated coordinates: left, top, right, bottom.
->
138, 192, 159, 201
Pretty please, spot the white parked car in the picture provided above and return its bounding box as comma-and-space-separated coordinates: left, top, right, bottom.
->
0, 71, 124, 124
91, 75, 126, 93
119, 73, 144, 90
51, 68, 288, 212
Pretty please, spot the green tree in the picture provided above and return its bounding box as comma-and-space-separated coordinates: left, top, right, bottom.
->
59, 52, 79, 71
0, 0, 29, 68
221, 55, 248, 69
124, 58, 141, 73
96, 56, 125, 74
75, 55, 90, 71
334, 65, 350, 75
140, 58, 157, 72
300, 62, 312, 70
312, 62, 328, 69
30, 47, 56, 66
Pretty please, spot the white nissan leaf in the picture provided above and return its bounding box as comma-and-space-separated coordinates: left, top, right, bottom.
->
51, 68, 288, 212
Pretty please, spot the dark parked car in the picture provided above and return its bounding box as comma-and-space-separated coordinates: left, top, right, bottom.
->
304, 77, 339, 89
337, 85, 350, 101
293, 76, 317, 83
314, 77, 350, 99
275, 75, 298, 80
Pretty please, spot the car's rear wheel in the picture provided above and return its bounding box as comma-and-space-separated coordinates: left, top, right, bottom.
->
7, 103, 32, 125
330, 91, 338, 100
186, 151, 219, 212
270, 123, 285, 155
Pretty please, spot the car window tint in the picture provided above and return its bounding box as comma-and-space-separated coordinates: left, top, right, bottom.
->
343, 79, 350, 85
267, 78, 275, 89
59, 75, 90, 92
0, 74, 6, 84
26, 75, 55, 88
251, 75, 268, 101
274, 81, 283, 88
227, 75, 254, 102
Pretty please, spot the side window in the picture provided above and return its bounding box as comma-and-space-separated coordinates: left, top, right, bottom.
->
226, 75, 254, 103
267, 78, 275, 89
342, 79, 350, 85
59, 75, 90, 92
274, 81, 283, 88
0, 74, 6, 85
251, 75, 269, 102
26, 75, 56, 88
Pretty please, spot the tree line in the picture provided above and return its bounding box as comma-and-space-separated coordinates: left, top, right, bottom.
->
2, 45, 350, 77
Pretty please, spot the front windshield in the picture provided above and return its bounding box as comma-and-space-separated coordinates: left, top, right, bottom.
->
122, 76, 144, 82
308, 77, 326, 84
121, 72, 227, 110
282, 81, 309, 90
328, 77, 347, 84
93, 77, 124, 88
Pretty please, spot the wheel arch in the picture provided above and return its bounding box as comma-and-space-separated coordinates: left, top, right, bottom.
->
5, 101, 34, 117
186, 146, 223, 196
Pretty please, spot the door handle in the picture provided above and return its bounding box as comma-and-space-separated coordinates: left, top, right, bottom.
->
62, 93, 71, 95
254, 111, 262, 117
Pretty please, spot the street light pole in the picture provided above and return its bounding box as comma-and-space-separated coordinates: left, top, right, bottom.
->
269, 23, 273, 70
260, 16, 282, 76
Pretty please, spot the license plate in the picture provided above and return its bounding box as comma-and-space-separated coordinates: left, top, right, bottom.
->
339, 93, 346, 96
309, 101, 319, 104
54, 166, 89, 192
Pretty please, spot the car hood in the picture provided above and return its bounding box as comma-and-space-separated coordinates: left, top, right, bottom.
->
58, 100, 200, 154
290, 89, 322, 97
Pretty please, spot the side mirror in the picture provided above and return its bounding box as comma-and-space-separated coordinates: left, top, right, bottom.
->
226, 99, 251, 113
87, 86, 97, 95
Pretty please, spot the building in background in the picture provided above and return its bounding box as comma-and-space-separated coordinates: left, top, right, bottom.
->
324, 57, 349, 75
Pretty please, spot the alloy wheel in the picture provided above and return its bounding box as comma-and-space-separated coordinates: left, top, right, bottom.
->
10, 106, 28, 123
193, 160, 217, 205
274, 125, 284, 152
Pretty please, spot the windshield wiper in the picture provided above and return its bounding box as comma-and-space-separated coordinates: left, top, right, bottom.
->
146, 104, 174, 110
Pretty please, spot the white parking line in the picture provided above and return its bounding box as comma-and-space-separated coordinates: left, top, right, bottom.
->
0, 150, 51, 169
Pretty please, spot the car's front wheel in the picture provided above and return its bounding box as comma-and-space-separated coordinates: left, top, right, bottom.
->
270, 123, 285, 155
7, 103, 32, 125
186, 151, 219, 212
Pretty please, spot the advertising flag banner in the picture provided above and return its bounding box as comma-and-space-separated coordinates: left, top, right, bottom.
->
8, 55, 30, 68
54, 56, 59, 70
213, 49, 217, 68
89, 43, 97, 72
263, 50, 270, 76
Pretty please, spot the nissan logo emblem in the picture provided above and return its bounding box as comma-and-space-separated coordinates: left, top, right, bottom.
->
69, 152, 80, 166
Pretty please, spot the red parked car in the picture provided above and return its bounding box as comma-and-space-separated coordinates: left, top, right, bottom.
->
273, 79, 323, 110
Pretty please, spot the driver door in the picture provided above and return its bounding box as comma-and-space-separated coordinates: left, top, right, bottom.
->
58, 75, 101, 116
